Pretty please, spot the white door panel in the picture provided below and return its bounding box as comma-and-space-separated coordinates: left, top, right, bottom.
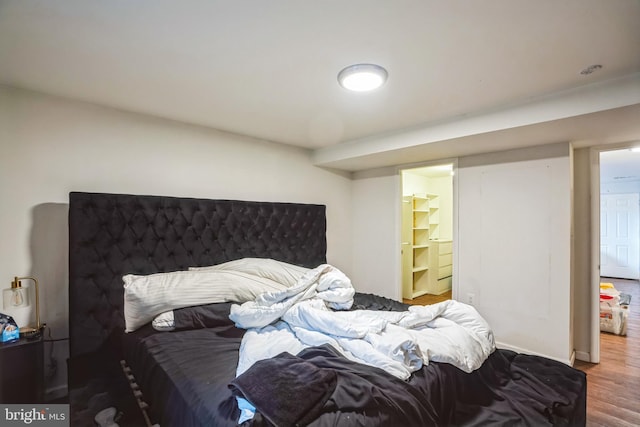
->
600, 193, 640, 279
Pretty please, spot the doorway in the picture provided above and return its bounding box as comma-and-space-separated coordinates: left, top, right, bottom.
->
592, 147, 640, 363
400, 163, 454, 305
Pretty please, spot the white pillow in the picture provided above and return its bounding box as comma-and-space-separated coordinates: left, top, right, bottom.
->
189, 258, 309, 286
123, 269, 290, 332
152, 310, 175, 331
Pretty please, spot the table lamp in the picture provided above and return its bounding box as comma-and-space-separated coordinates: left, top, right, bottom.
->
2, 276, 42, 338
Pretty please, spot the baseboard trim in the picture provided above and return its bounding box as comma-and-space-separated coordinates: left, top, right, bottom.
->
575, 350, 591, 363
495, 341, 573, 366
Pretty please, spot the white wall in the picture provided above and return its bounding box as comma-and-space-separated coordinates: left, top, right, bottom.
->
350, 168, 401, 300
0, 86, 353, 397
457, 143, 573, 363
401, 171, 428, 196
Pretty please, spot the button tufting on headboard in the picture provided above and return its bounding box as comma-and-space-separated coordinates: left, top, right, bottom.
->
68, 192, 327, 358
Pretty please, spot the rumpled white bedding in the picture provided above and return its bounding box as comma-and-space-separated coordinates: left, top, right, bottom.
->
229, 264, 355, 328
230, 265, 495, 380
124, 257, 495, 378
229, 263, 495, 424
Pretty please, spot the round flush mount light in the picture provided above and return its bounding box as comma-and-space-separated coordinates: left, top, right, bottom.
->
338, 63, 388, 92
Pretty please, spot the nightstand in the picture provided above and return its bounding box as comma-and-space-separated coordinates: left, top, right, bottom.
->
0, 334, 44, 403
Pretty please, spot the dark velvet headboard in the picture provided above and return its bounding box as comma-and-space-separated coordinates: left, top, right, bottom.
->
68, 191, 327, 358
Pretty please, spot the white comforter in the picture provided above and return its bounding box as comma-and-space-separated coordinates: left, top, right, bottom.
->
230, 264, 496, 381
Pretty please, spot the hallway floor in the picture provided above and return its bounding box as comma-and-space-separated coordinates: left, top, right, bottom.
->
574, 278, 640, 426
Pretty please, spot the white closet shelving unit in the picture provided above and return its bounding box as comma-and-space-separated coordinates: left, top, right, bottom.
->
402, 194, 439, 299
402, 192, 453, 299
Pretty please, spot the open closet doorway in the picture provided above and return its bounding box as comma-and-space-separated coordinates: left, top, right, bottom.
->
592, 148, 640, 363
400, 163, 455, 305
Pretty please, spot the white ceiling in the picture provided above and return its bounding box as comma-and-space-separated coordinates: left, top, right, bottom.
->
1, 1, 639, 171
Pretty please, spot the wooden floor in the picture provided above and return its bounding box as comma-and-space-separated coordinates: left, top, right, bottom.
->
574, 278, 640, 427
406, 281, 640, 426
403, 290, 452, 306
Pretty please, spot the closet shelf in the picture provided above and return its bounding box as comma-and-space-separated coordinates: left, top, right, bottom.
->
403, 192, 446, 300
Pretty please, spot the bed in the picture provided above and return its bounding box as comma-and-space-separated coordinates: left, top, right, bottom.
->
68, 191, 587, 426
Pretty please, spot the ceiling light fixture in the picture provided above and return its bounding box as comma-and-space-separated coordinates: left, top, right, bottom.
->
338, 64, 388, 92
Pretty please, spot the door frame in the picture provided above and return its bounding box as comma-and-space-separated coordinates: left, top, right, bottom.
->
589, 143, 640, 363
589, 147, 601, 363
397, 158, 459, 301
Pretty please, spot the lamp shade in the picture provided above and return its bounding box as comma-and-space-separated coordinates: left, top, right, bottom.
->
2, 276, 41, 333
3, 286, 29, 309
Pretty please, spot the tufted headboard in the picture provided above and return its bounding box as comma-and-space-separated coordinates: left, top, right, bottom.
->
68, 192, 327, 358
